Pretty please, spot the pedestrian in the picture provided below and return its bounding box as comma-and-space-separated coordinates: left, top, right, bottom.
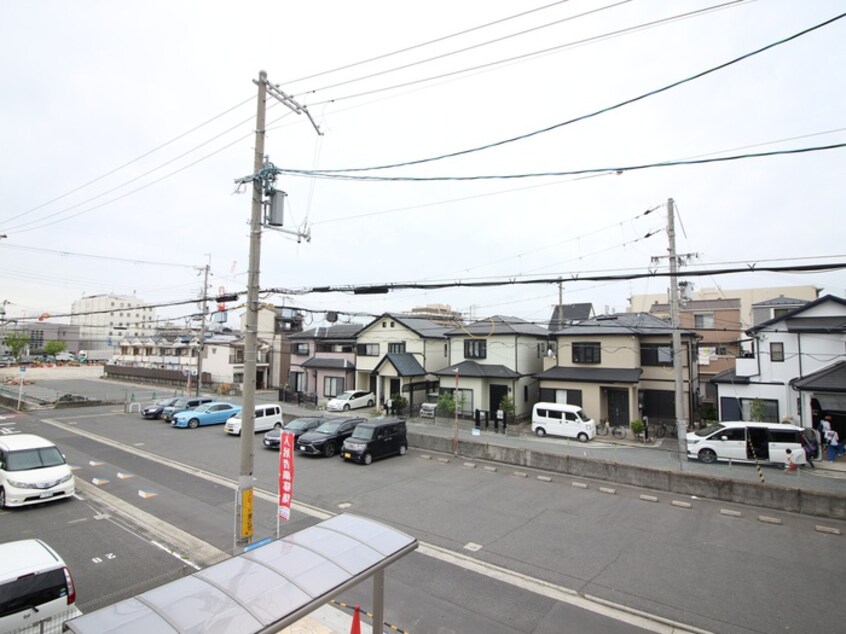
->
820, 415, 833, 452
800, 430, 817, 469
784, 448, 798, 473
825, 428, 845, 462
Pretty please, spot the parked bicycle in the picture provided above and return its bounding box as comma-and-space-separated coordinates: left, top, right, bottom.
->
647, 421, 678, 439
596, 419, 626, 439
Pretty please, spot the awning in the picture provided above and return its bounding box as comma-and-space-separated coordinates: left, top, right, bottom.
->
816, 393, 846, 413
64, 514, 417, 634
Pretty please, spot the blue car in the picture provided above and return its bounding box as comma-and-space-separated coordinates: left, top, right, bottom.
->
171, 402, 242, 429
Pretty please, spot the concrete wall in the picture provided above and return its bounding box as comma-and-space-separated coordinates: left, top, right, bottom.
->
408, 432, 846, 520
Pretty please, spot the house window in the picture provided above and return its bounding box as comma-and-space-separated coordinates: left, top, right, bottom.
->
464, 339, 486, 359
388, 342, 406, 354
293, 343, 309, 355
641, 343, 673, 366
316, 342, 333, 353
770, 342, 785, 362
290, 371, 305, 392
324, 376, 344, 397
740, 398, 779, 421
356, 343, 379, 356
694, 313, 714, 328
572, 342, 600, 364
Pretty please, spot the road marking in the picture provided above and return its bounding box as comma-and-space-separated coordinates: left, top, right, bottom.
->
151, 540, 202, 571
45, 418, 708, 633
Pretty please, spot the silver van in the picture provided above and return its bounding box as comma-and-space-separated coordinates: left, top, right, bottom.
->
225, 403, 283, 435
0, 539, 81, 632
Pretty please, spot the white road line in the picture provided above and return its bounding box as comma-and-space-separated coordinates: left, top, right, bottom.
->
45, 417, 707, 634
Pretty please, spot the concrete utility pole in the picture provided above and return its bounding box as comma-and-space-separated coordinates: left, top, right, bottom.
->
666, 198, 689, 463
236, 70, 268, 546
195, 261, 210, 396
235, 72, 320, 548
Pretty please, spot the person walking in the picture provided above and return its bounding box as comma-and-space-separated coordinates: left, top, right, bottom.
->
825, 427, 845, 462
800, 430, 817, 469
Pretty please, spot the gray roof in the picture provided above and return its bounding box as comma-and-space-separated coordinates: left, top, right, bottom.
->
752, 295, 809, 307
790, 361, 846, 392
748, 295, 846, 334
535, 366, 643, 384
433, 360, 521, 379
289, 324, 363, 341
301, 357, 355, 370
710, 368, 750, 385
374, 353, 426, 377
554, 312, 697, 337
548, 303, 594, 329
361, 313, 450, 339
445, 315, 548, 337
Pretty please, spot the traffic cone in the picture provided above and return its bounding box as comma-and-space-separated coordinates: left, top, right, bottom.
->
350, 604, 361, 634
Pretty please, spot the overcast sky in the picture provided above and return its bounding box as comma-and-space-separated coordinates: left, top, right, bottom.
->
2, 0, 844, 331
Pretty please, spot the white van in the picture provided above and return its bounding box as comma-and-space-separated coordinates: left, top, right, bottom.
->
686, 421, 806, 465
0, 539, 81, 632
532, 403, 596, 442
224, 403, 283, 435
0, 434, 75, 509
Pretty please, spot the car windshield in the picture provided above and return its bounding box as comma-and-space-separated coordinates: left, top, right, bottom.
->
7, 447, 66, 471
315, 421, 342, 434
334, 392, 355, 401
575, 409, 590, 422
191, 404, 216, 413
172, 398, 191, 408
695, 423, 725, 437
351, 426, 374, 440
286, 418, 317, 431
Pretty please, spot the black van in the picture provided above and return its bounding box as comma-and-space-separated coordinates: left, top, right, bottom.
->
342, 418, 407, 465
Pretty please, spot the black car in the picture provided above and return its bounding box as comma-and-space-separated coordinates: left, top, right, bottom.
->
343, 418, 408, 465
296, 418, 366, 457
141, 397, 181, 420
262, 417, 332, 450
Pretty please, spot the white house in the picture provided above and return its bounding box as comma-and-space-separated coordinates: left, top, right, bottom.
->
713, 295, 846, 427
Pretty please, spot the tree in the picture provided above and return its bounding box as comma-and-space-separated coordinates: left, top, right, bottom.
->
391, 393, 408, 415
3, 332, 30, 360
44, 340, 68, 356
437, 391, 456, 416
497, 394, 515, 419
750, 398, 766, 422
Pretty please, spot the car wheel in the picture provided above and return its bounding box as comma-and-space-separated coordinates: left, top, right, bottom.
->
188, 418, 200, 429
699, 448, 717, 464
343, 404, 350, 411
535, 427, 546, 437
363, 452, 373, 465
323, 443, 336, 458
367, 399, 374, 407
577, 432, 589, 443
0, 487, 6, 509
399, 444, 407, 456
274, 422, 282, 429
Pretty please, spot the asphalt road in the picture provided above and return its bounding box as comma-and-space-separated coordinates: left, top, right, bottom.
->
2, 400, 844, 633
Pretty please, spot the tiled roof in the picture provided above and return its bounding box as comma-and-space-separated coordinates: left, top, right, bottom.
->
433, 360, 521, 379
445, 315, 548, 337
534, 366, 643, 384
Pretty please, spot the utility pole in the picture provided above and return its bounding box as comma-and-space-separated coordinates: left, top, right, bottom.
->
195, 260, 210, 396
666, 198, 688, 465
557, 280, 564, 330
235, 71, 320, 548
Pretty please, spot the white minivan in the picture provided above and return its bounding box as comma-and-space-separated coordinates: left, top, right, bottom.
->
0, 434, 75, 509
0, 539, 81, 632
224, 403, 283, 435
532, 403, 596, 442
686, 421, 806, 465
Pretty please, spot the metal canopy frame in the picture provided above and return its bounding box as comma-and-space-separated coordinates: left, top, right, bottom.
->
64, 514, 418, 634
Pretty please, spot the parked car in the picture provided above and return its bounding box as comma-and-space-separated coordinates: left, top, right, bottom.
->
55, 351, 75, 362
0, 539, 80, 632
171, 402, 242, 429
0, 434, 75, 509
262, 417, 331, 449
326, 390, 375, 412
161, 396, 215, 422
141, 397, 181, 420
686, 421, 806, 465
225, 404, 283, 435
342, 418, 408, 465
531, 402, 596, 442
296, 418, 366, 457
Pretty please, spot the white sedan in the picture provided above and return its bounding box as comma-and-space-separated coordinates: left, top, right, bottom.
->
326, 390, 375, 412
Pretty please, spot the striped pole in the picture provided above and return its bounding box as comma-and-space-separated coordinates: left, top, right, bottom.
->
747, 439, 766, 484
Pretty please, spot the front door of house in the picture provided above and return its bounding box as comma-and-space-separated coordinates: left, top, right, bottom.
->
489, 384, 508, 416
607, 389, 629, 427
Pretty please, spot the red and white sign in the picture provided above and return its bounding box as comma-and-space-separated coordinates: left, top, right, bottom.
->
278, 431, 295, 520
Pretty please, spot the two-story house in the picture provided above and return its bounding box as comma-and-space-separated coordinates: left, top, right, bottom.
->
287, 324, 362, 401
712, 295, 846, 431
648, 298, 742, 415
536, 313, 699, 427
353, 314, 450, 410
434, 315, 549, 418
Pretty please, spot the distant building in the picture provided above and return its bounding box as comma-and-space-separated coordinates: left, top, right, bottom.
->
1, 322, 80, 356
403, 304, 463, 325
71, 294, 156, 353
548, 303, 594, 331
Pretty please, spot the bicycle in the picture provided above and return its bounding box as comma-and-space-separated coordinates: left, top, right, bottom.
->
596, 419, 626, 439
